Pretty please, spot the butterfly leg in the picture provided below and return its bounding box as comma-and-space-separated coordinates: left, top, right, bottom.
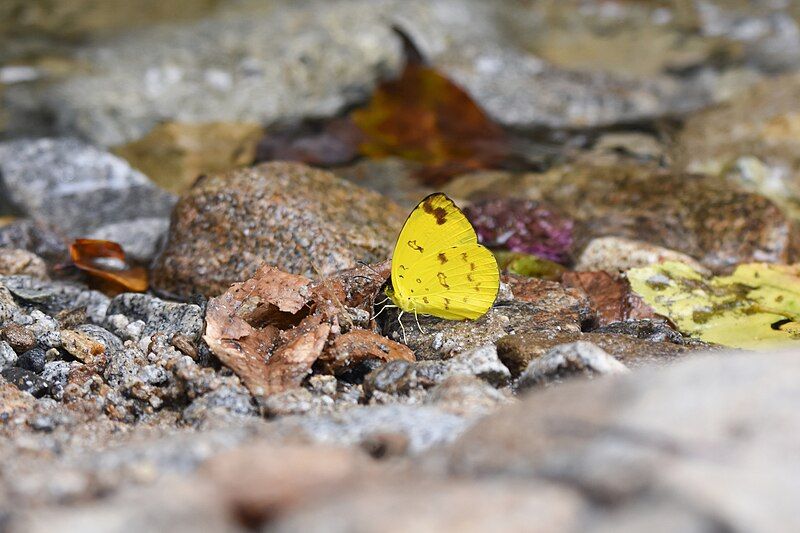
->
397, 311, 407, 344
413, 308, 426, 334
370, 303, 395, 321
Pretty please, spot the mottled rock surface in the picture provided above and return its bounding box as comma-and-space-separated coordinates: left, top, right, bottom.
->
446, 162, 795, 272
152, 162, 405, 297
677, 73, 800, 218
442, 350, 800, 531
0, 248, 48, 279
0, 138, 175, 238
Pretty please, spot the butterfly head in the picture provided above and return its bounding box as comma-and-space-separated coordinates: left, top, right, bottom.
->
384, 281, 412, 312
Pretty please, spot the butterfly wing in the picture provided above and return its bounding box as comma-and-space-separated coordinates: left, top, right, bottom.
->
390, 193, 499, 320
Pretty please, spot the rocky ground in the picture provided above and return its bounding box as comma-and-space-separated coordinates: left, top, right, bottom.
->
3, 1, 800, 531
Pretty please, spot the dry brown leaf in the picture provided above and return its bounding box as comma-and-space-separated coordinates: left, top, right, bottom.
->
260, 315, 331, 396
309, 260, 391, 320
351, 64, 510, 186
69, 239, 148, 294
317, 329, 415, 376
562, 271, 655, 326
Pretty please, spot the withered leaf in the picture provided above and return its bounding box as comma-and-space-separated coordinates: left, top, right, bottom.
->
351, 64, 509, 185
69, 239, 148, 294
317, 329, 415, 376
261, 315, 331, 396
562, 271, 655, 327
203, 264, 313, 397
310, 260, 391, 320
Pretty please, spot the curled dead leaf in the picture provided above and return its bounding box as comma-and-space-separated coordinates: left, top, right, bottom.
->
69, 239, 148, 294
562, 271, 655, 327
258, 315, 332, 397
317, 329, 415, 376
203, 264, 313, 397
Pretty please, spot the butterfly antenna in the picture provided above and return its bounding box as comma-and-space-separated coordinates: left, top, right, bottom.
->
356, 260, 384, 278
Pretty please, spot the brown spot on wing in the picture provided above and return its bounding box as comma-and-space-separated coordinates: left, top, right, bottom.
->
437, 252, 448, 264
467, 273, 474, 282
407, 240, 424, 253
443, 297, 450, 309
461, 252, 469, 262
437, 272, 450, 289
423, 296, 429, 304
422, 197, 449, 225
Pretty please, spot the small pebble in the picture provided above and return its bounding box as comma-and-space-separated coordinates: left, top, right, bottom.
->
0, 323, 36, 353
17, 347, 47, 373
0, 340, 17, 369
1, 367, 49, 397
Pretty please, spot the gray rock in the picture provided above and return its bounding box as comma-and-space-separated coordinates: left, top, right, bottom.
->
137, 364, 169, 386
517, 341, 630, 389
261, 387, 337, 418
105, 293, 203, 343
75, 324, 124, 358
0, 220, 67, 264
3, 2, 402, 146
282, 404, 473, 454
40, 360, 73, 400
104, 344, 145, 389
439, 345, 511, 386
86, 217, 171, 264
444, 350, 800, 531
1, 276, 110, 323
182, 385, 258, 427
1, 367, 49, 397
151, 162, 405, 297
0, 283, 19, 325
17, 347, 46, 373
425, 375, 512, 417
0, 340, 17, 369
0, 138, 175, 237
363, 347, 510, 399
0, 248, 48, 279
382, 296, 585, 361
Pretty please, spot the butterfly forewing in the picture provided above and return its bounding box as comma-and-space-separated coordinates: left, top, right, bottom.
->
390, 193, 499, 320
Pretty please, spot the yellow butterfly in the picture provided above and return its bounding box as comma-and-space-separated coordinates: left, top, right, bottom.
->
385, 193, 500, 326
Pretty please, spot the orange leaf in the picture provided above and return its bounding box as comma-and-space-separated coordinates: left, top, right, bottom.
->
69, 239, 148, 294
351, 64, 509, 185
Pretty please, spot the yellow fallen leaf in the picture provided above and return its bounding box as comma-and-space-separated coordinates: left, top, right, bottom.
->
627, 261, 800, 349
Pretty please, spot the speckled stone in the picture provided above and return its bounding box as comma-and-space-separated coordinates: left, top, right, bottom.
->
446, 162, 795, 272
152, 162, 406, 297
496, 330, 704, 377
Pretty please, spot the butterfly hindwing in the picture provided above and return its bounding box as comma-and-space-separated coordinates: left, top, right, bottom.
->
390, 193, 499, 320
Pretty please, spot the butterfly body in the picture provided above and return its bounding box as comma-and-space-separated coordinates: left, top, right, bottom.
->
386, 193, 499, 320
